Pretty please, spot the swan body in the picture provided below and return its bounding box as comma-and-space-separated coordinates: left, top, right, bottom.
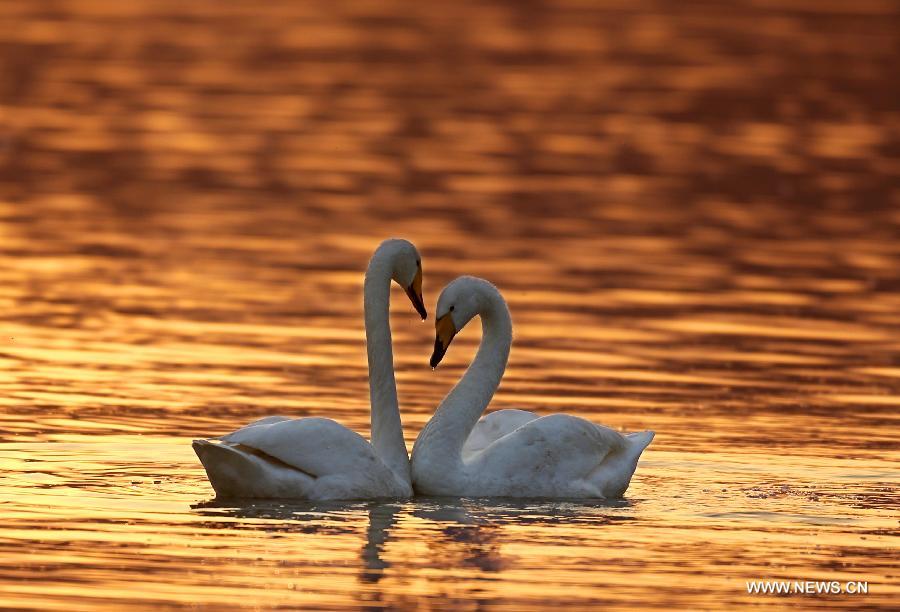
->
193, 417, 408, 499
193, 239, 426, 500
411, 276, 654, 498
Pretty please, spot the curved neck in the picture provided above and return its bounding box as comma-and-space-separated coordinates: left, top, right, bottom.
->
414, 289, 512, 468
364, 250, 410, 485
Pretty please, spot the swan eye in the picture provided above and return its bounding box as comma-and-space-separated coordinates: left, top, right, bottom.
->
449, 305, 455, 312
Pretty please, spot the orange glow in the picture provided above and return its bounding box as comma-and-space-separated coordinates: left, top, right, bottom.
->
1, 0, 898, 609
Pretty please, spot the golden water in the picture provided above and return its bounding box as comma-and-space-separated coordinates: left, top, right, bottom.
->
1, 0, 898, 609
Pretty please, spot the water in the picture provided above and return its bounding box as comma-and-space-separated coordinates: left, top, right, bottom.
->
1, 0, 898, 609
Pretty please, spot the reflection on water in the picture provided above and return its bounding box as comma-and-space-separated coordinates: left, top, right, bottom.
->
4, 433, 896, 610
192, 499, 401, 582
1, 0, 898, 609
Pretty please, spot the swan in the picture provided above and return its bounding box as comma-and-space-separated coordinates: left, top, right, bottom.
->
193, 239, 427, 500
410, 276, 654, 498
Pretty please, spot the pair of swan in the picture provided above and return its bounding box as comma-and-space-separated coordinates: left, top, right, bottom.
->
193, 239, 654, 500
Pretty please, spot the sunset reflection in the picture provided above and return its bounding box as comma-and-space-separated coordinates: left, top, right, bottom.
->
1, 0, 898, 609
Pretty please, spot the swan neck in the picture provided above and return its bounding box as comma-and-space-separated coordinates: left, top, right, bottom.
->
416, 289, 511, 467
364, 250, 410, 485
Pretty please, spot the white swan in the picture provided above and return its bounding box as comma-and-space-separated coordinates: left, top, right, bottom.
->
411, 276, 654, 498
193, 239, 426, 500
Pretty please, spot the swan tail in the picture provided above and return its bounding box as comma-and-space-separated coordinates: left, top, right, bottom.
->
591, 430, 654, 498
193, 440, 256, 497
192, 439, 312, 498
626, 430, 655, 457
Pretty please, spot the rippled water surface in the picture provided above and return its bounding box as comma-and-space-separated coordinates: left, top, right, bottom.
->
1, 0, 898, 609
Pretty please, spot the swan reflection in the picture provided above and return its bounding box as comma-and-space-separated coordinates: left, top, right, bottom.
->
192, 498, 400, 583
190, 496, 636, 581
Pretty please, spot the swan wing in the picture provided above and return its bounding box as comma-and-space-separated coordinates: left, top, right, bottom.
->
219, 415, 292, 442
463, 409, 539, 456
221, 417, 393, 480
470, 414, 627, 494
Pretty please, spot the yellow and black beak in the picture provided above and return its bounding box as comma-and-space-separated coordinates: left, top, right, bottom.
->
430, 312, 457, 368
404, 266, 427, 320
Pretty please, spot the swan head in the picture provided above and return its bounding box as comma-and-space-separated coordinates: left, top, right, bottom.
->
382, 238, 427, 320
430, 276, 493, 368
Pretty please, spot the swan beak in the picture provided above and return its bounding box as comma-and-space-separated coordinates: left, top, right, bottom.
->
430, 313, 457, 368
405, 267, 427, 320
